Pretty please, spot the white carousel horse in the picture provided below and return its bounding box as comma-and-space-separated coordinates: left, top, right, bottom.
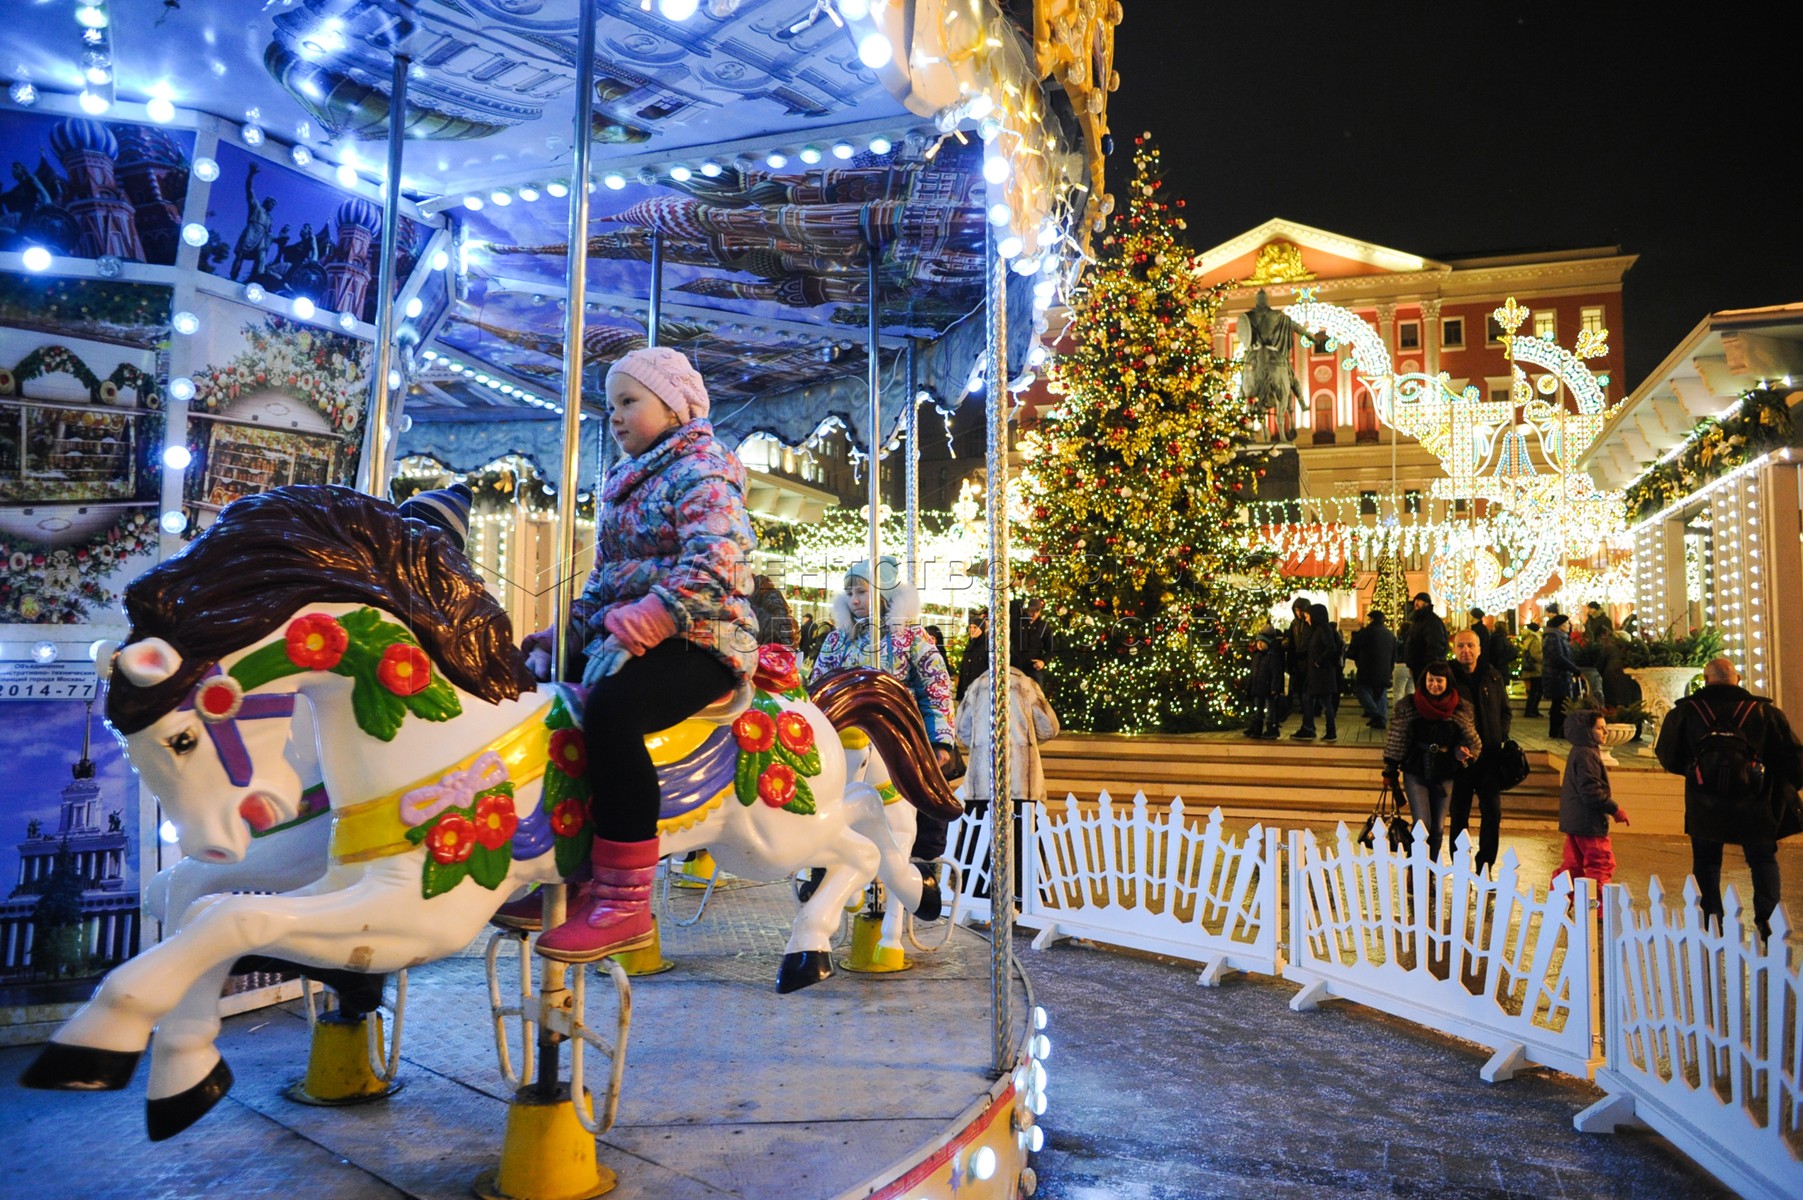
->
20, 485, 960, 1140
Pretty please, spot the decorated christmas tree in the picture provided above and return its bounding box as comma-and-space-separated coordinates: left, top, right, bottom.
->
1020, 136, 1281, 732
1372, 549, 1410, 623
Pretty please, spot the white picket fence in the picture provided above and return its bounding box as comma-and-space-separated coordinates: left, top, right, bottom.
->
1576, 879, 1803, 1200
942, 794, 1282, 982
1284, 824, 1600, 1082
936, 790, 1795, 1197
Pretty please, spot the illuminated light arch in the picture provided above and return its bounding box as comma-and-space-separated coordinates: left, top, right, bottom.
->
1267, 296, 1628, 612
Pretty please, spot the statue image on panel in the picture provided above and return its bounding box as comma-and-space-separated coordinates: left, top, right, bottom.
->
1239, 288, 1306, 442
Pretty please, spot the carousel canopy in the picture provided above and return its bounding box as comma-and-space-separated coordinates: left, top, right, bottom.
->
5, 0, 1110, 482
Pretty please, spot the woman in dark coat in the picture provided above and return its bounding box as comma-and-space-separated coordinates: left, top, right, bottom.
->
1382, 661, 1482, 863
1298, 602, 1342, 741
1541, 614, 1577, 738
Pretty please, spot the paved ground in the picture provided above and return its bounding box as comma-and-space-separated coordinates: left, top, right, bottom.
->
1022, 936, 1728, 1200
5, 828, 1786, 1198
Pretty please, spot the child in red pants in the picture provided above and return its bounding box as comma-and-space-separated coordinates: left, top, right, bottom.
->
1554, 710, 1630, 899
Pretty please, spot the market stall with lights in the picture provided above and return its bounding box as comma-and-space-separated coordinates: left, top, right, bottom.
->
1, 2, 1118, 1197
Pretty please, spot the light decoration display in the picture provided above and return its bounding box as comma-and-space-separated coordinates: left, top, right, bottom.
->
1267, 294, 1631, 612
788, 499, 1028, 616
1629, 446, 1793, 694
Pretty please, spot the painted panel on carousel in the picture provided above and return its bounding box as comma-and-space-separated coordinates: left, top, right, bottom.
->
462, 132, 987, 336
176, 293, 370, 536
0, 109, 193, 266
437, 297, 874, 417
197, 144, 421, 327
0, 698, 142, 998
7, 0, 904, 190
0, 272, 169, 624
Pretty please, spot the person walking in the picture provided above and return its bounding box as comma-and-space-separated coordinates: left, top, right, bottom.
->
1296, 603, 1341, 741
1448, 628, 1511, 875
1542, 613, 1577, 739
1283, 597, 1313, 732
1349, 609, 1396, 728
1382, 661, 1481, 863
1553, 709, 1630, 901
1519, 620, 1545, 718
1402, 592, 1448, 683
1243, 626, 1286, 739
1654, 657, 1803, 940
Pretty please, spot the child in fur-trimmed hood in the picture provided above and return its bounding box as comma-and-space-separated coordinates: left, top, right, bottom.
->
810, 556, 956, 864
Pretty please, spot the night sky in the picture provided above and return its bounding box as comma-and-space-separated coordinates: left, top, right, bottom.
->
1106, 6, 1801, 391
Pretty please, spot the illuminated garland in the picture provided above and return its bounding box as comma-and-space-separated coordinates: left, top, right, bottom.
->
1623, 388, 1794, 521
1017, 137, 1282, 733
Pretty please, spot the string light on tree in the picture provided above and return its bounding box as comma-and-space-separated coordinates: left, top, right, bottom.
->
1017, 136, 1281, 733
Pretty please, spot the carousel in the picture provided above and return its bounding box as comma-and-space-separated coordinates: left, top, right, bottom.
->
1, 2, 1118, 1198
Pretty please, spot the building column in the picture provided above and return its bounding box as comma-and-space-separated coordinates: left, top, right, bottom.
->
1420, 298, 1442, 377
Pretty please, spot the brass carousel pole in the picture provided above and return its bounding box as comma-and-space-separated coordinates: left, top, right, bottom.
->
356, 53, 411, 496
983, 221, 1013, 1074
540, 0, 598, 1100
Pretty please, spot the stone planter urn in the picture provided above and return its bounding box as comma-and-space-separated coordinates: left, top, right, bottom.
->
1625, 666, 1703, 757
1599, 723, 1637, 767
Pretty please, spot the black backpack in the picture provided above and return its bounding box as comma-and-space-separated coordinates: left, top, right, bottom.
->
1692, 699, 1766, 801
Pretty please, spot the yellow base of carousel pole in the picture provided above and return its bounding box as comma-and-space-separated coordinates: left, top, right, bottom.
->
670, 850, 717, 889
839, 913, 909, 973
609, 915, 675, 976
284, 1013, 402, 1106
474, 1084, 616, 1200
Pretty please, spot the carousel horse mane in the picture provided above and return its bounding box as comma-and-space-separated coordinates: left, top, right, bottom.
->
810, 668, 963, 821
108, 484, 535, 734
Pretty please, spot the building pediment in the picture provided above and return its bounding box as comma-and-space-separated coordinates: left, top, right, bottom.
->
1195, 219, 1448, 290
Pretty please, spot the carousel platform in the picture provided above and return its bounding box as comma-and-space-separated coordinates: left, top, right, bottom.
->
0, 878, 1032, 1200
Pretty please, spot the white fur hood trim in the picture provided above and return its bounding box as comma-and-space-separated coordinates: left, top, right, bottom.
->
831, 577, 923, 632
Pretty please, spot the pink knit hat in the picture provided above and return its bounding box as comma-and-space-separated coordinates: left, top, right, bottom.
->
606, 347, 709, 425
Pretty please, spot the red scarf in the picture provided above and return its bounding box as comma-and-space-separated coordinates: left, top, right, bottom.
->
1412, 684, 1459, 720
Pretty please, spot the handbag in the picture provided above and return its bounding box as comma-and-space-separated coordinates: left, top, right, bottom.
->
1358, 780, 1412, 852
1495, 739, 1531, 791
938, 740, 967, 782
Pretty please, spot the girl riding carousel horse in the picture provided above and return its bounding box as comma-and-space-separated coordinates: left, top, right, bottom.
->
524, 347, 759, 963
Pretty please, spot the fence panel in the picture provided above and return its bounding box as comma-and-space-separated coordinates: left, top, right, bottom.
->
1285, 824, 1599, 1081
1022, 792, 1281, 982
1576, 880, 1803, 1200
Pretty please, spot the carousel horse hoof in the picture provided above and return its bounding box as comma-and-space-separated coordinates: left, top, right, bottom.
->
776, 950, 834, 994
795, 866, 827, 905
20, 1041, 143, 1091
913, 865, 944, 923
146, 1057, 234, 1142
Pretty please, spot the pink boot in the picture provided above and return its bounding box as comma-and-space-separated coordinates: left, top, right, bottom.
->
534, 837, 660, 963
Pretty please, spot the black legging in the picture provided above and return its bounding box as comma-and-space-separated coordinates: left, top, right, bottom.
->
583, 639, 737, 842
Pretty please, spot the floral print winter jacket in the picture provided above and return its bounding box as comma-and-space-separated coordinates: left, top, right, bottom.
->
571, 421, 758, 682
810, 620, 955, 748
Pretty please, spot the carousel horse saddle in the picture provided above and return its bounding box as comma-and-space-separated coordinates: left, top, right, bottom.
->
651, 722, 740, 834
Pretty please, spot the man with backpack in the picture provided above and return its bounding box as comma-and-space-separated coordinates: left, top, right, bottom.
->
1655, 657, 1803, 940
